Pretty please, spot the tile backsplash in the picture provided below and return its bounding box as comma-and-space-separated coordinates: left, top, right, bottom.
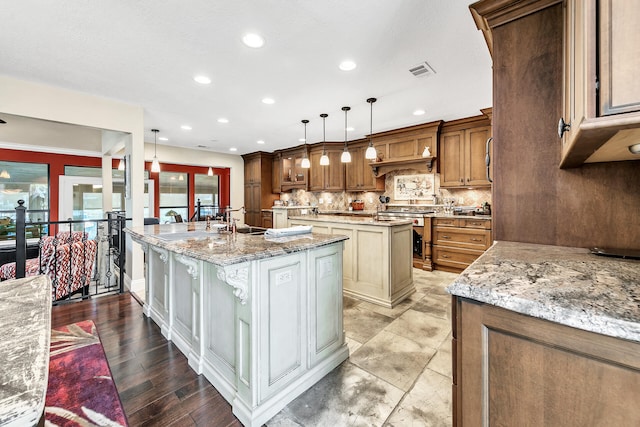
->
278, 168, 491, 210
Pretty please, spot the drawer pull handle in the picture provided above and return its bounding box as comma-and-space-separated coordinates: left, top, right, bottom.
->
442, 235, 451, 239
442, 254, 450, 258
471, 238, 482, 242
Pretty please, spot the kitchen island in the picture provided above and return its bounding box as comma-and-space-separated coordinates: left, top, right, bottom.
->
447, 241, 640, 426
288, 214, 414, 308
126, 223, 349, 427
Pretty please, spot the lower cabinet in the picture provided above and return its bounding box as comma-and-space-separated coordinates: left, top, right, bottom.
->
432, 217, 491, 273
453, 297, 640, 426
261, 210, 273, 228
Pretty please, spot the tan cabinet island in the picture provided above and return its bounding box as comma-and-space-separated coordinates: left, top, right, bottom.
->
288, 214, 415, 308
126, 223, 349, 427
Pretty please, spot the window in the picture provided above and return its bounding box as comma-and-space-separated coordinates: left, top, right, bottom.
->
194, 173, 220, 218
159, 172, 188, 222
0, 161, 49, 240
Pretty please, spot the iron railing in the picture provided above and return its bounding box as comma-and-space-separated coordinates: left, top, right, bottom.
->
0, 200, 129, 305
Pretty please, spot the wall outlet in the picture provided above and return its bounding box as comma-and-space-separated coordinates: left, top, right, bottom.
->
459, 197, 464, 204
319, 198, 324, 204
368, 197, 373, 203
327, 198, 332, 204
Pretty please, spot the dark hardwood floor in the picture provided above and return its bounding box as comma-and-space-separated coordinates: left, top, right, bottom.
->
51, 293, 243, 427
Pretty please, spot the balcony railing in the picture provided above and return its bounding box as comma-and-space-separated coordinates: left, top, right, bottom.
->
0, 200, 128, 305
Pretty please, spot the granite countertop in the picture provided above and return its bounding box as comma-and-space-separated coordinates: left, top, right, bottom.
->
289, 214, 412, 227
447, 241, 640, 342
0, 275, 52, 426
126, 223, 348, 266
312, 210, 491, 220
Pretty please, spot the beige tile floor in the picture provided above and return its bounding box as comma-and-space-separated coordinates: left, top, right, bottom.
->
268, 268, 457, 427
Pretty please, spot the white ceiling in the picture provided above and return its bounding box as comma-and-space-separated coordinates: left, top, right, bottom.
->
0, 0, 492, 155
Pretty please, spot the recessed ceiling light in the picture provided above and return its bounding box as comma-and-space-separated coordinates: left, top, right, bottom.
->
229, 147, 238, 152
262, 97, 275, 105
257, 140, 265, 145
181, 125, 192, 130
159, 137, 169, 141
339, 60, 357, 71
193, 75, 211, 85
242, 33, 264, 48
413, 109, 426, 116
346, 127, 355, 132
217, 118, 229, 123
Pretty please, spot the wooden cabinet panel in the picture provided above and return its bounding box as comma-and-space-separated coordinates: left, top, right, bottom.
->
279, 147, 308, 191
272, 154, 281, 194
440, 131, 464, 187
308, 145, 344, 192
455, 298, 640, 426
432, 217, 491, 273
440, 118, 491, 188
345, 143, 384, 192
242, 152, 277, 227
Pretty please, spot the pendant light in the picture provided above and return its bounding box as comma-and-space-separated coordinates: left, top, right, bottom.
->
300, 119, 311, 169
365, 98, 378, 160
151, 129, 161, 173
319, 114, 330, 166
207, 167, 214, 176
117, 158, 125, 171
340, 106, 351, 163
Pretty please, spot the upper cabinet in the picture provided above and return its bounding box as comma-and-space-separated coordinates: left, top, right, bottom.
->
345, 142, 384, 192
242, 152, 277, 227
439, 113, 492, 188
369, 121, 443, 178
559, 0, 640, 167
308, 143, 345, 192
274, 146, 308, 192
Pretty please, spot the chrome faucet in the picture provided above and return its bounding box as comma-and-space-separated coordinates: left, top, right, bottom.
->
224, 206, 246, 232
205, 215, 211, 231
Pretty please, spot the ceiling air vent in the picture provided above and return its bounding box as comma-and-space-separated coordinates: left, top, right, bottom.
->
409, 62, 436, 78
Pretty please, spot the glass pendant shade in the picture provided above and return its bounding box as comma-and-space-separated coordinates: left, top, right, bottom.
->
118, 158, 125, 171
207, 166, 213, 176
320, 113, 329, 166
365, 97, 378, 160
301, 119, 311, 168
365, 144, 377, 160
151, 129, 161, 172
341, 149, 351, 163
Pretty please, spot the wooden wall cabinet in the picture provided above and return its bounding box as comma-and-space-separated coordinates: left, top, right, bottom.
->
278, 147, 308, 192
308, 143, 345, 191
271, 153, 281, 194
453, 297, 640, 426
432, 217, 491, 273
242, 152, 277, 227
439, 115, 492, 188
345, 142, 384, 192
261, 210, 273, 229
559, 0, 640, 166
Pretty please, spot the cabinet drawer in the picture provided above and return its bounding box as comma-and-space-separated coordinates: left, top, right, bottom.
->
433, 217, 460, 227
433, 227, 490, 250
432, 245, 484, 269
459, 218, 491, 229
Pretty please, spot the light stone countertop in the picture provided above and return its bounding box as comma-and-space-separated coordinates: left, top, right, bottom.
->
126, 222, 348, 267
288, 214, 412, 226
0, 275, 52, 426
447, 241, 640, 342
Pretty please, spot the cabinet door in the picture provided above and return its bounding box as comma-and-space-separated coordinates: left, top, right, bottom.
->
345, 146, 363, 191
325, 150, 345, 191
440, 131, 464, 187
599, 0, 640, 115
465, 126, 491, 187
272, 155, 281, 194
308, 150, 325, 191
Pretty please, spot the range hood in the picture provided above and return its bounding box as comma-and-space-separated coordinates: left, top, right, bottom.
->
369, 156, 436, 177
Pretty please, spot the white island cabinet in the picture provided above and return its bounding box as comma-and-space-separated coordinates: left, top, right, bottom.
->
126, 223, 349, 427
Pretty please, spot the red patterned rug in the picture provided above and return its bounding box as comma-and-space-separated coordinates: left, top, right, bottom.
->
45, 320, 128, 426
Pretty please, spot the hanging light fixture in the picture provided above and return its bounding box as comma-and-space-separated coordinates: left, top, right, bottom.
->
118, 158, 125, 171
207, 167, 214, 176
300, 119, 311, 168
0, 170, 10, 179
340, 106, 352, 163
151, 129, 161, 173
319, 114, 330, 166
365, 97, 378, 160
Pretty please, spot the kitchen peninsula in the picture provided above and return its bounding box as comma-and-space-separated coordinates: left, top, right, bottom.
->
288, 214, 414, 308
448, 241, 640, 426
126, 223, 349, 427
